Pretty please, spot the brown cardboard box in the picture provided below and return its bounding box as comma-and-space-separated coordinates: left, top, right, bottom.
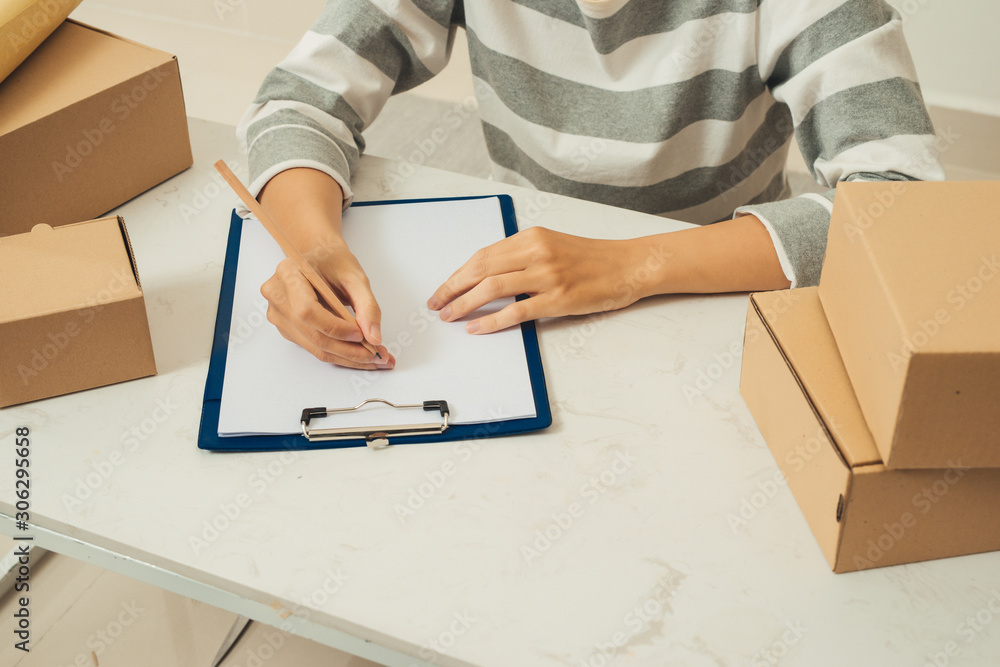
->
818, 181, 1000, 469
0, 216, 156, 407
0, 19, 192, 237
1, 0, 83, 83
740, 288, 1000, 573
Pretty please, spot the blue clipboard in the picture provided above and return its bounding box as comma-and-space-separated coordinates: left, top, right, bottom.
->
198, 195, 551, 451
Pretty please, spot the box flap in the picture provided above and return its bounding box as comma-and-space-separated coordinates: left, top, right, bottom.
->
0, 217, 141, 323
837, 181, 1000, 354
114, 215, 142, 291
740, 291, 852, 570
0, 20, 175, 134
751, 289, 882, 467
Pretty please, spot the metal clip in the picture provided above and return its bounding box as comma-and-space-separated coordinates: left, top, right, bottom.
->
300, 399, 450, 447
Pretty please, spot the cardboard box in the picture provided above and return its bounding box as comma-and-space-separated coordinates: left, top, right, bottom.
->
818, 181, 1000, 469
0, 216, 156, 407
740, 288, 1000, 573
1, 0, 83, 83
0, 19, 192, 237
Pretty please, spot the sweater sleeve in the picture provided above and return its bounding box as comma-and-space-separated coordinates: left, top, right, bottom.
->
736, 0, 945, 288
236, 0, 460, 205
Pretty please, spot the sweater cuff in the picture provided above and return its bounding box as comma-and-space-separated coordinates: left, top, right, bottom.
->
735, 191, 835, 288
245, 124, 355, 209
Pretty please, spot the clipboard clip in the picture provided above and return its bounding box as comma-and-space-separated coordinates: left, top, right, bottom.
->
300, 399, 450, 449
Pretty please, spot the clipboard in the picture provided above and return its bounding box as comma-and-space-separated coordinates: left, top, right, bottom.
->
198, 195, 551, 452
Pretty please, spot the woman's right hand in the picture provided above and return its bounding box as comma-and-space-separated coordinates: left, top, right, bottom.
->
257, 167, 394, 370
260, 241, 394, 369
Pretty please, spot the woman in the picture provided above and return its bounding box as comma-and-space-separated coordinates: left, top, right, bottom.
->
238, 0, 943, 369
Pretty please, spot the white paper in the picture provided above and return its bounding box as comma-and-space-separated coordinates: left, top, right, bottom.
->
218, 197, 538, 436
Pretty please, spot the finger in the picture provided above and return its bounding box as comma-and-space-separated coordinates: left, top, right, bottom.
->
268, 307, 395, 369
338, 273, 383, 347
277, 260, 365, 343
466, 295, 550, 334
427, 239, 529, 311
438, 270, 536, 322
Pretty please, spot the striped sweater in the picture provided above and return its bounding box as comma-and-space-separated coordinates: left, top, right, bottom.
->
238, 0, 945, 287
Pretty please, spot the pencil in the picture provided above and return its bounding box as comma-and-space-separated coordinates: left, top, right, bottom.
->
213, 160, 382, 359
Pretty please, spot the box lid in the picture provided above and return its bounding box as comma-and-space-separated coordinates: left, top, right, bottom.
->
0, 217, 141, 323
751, 288, 882, 467
0, 19, 174, 135
835, 181, 1000, 353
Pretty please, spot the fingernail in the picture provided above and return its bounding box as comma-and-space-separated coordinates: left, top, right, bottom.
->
427, 296, 441, 311
441, 305, 452, 321
466, 320, 480, 334
369, 323, 381, 344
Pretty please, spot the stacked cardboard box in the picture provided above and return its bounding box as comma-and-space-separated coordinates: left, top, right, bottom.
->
740, 181, 1000, 573
0, 19, 192, 236
0, 18, 190, 404
1, 0, 83, 83
0, 218, 157, 407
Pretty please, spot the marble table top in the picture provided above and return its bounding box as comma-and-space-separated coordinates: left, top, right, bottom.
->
2, 118, 999, 667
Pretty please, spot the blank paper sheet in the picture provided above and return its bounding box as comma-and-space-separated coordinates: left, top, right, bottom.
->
217, 197, 538, 436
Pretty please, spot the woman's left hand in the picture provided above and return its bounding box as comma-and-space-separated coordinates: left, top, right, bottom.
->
426, 226, 653, 333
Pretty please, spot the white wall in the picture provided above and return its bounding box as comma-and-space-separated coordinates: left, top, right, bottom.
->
888, 0, 1000, 116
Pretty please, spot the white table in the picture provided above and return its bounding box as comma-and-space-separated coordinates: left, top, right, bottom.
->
3, 118, 1000, 667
